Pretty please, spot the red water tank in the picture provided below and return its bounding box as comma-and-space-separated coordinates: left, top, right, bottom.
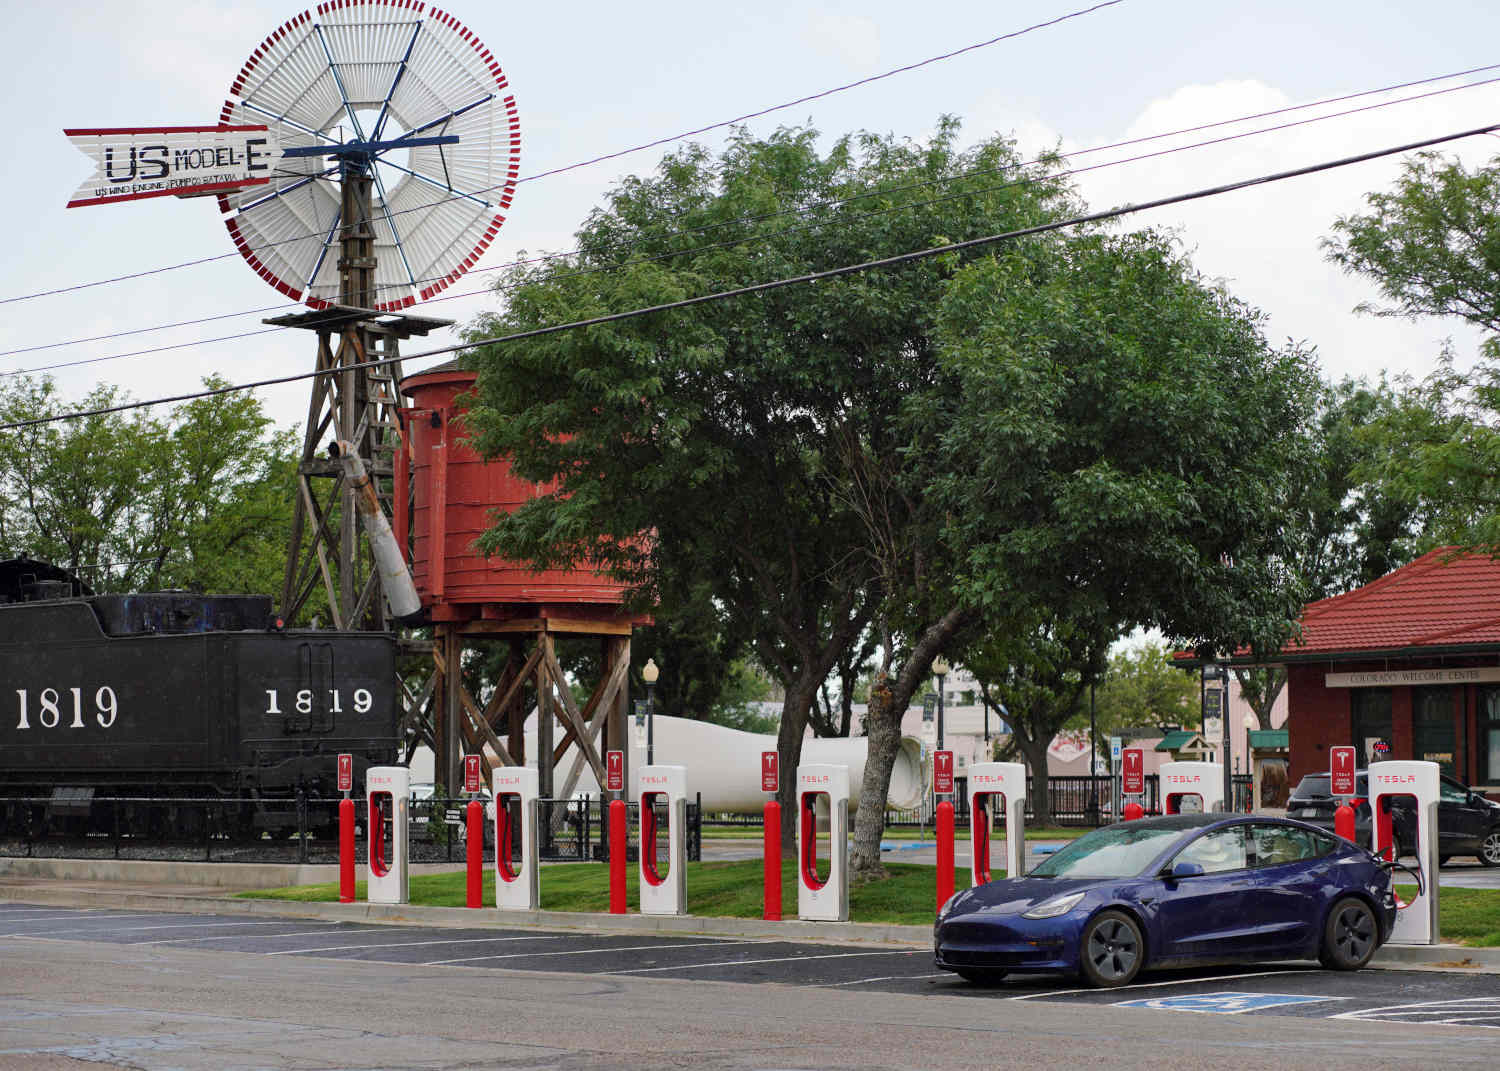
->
397, 363, 633, 617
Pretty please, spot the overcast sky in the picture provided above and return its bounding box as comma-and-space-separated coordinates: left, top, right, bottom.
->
5, 0, 1500, 432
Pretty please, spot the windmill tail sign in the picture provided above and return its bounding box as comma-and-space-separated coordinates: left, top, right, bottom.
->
65, 126, 282, 208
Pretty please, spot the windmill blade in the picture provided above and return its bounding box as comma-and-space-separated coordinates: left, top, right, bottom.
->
217, 2, 520, 310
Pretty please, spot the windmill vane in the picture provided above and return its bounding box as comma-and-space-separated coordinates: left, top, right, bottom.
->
63, 0, 521, 311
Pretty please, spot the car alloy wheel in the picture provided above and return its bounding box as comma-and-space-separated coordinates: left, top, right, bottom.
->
1480, 830, 1500, 868
1320, 896, 1377, 970
1081, 910, 1143, 987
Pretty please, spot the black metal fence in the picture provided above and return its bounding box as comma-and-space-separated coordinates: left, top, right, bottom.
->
705, 773, 1256, 830
0, 792, 703, 865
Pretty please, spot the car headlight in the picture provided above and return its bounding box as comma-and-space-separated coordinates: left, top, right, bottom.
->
937, 890, 966, 921
1021, 891, 1086, 919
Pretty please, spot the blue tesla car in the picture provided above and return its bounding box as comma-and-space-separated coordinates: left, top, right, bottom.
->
935, 814, 1399, 987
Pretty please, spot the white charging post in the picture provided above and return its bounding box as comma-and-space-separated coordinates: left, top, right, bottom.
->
492, 766, 539, 911
797, 763, 850, 922
1368, 759, 1440, 945
638, 764, 687, 916
968, 762, 1026, 884
365, 765, 409, 905
1159, 761, 1225, 814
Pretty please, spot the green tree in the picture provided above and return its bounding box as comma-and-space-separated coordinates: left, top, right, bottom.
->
1088, 642, 1199, 740
1322, 151, 1500, 552
462, 120, 1073, 846
0, 373, 296, 598
966, 612, 1110, 826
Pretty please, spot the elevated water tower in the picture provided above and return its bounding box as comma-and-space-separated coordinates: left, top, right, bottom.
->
397, 360, 648, 796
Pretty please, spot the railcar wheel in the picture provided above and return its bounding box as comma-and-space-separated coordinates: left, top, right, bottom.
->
1319, 896, 1377, 970
1080, 910, 1144, 988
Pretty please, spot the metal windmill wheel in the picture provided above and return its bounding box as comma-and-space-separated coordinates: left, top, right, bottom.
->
217, 1, 520, 311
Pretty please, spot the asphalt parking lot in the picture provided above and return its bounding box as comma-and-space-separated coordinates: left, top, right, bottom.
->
2, 902, 1495, 1030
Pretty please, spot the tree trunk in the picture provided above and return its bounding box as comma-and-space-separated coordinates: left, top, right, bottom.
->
1016, 734, 1052, 828
849, 605, 975, 881
1234, 666, 1286, 731
774, 676, 819, 851
850, 673, 899, 882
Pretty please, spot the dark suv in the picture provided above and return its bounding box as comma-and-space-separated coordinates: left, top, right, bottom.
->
1287, 769, 1500, 866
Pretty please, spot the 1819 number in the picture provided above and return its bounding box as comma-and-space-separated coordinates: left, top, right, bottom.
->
15, 687, 119, 729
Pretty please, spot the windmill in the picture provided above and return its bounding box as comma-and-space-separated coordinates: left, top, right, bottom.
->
65, 1, 529, 788
214, 1, 521, 631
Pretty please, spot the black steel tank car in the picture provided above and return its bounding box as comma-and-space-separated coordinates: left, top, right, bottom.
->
0, 556, 399, 838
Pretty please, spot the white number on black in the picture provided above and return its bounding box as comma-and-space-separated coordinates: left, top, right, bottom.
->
13, 686, 120, 730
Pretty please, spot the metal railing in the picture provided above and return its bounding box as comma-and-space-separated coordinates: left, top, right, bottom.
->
0, 791, 703, 865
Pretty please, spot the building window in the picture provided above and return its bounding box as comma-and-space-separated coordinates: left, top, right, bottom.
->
1479, 686, 1500, 785
1412, 686, 1456, 778
1351, 689, 1392, 767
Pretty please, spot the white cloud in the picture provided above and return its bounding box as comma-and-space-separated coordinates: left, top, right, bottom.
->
804, 14, 882, 71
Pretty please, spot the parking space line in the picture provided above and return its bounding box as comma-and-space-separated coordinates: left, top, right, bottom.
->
1007, 970, 1302, 1000
611, 949, 923, 975
266, 934, 576, 955
0, 914, 192, 935
145, 927, 365, 945
802, 972, 949, 988
1331, 998, 1500, 1029
110, 919, 323, 935
429, 939, 756, 966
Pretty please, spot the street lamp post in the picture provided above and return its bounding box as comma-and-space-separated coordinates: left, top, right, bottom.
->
1201, 660, 1228, 811
932, 656, 949, 755
1089, 682, 1098, 826
643, 658, 660, 766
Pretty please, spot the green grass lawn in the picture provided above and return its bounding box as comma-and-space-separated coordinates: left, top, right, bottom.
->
243, 863, 1499, 945
701, 826, 1090, 842
247, 858, 971, 923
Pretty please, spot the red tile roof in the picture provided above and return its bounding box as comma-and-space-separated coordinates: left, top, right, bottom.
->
1287, 547, 1500, 655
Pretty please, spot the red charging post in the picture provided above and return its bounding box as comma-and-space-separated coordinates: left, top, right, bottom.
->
609, 798, 628, 913
934, 750, 955, 915
1121, 748, 1145, 821
463, 755, 483, 908
336, 753, 355, 903
466, 800, 484, 907
761, 751, 780, 921
1330, 745, 1358, 844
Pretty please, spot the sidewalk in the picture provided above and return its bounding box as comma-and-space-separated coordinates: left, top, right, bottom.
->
1, 857, 1496, 972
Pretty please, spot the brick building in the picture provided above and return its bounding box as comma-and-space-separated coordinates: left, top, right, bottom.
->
1276, 548, 1500, 797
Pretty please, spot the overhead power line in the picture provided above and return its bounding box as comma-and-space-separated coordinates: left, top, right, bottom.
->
0, 2, 1123, 310
5, 117, 1498, 433
7, 66, 1500, 381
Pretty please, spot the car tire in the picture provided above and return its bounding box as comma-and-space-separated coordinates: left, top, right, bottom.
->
1080, 910, 1144, 988
955, 968, 1008, 985
1479, 830, 1500, 868
1319, 896, 1378, 971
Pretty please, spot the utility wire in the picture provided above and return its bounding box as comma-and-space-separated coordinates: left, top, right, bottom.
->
9, 68, 1500, 380
0, 2, 1123, 309
5, 118, 1498, 433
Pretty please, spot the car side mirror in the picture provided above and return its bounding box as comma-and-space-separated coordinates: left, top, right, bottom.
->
1167, 861, 1204, 879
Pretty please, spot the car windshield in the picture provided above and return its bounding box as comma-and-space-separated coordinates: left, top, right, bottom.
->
1027, 824, 1187, 879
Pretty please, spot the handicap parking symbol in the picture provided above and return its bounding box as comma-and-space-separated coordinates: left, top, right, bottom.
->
1115, 991, 1339, 1014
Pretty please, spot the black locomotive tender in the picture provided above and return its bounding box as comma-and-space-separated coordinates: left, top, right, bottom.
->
0, 556, 399, 839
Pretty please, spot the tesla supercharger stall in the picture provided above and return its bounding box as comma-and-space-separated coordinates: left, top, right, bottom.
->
968, 762, 1026, 885
1368, 759, 1440, 946
1159, 761, 1225, 814
365, 765, 410, 905
493, 766, 539, 911
797, 763, 850, 922
638, 764, 688, 916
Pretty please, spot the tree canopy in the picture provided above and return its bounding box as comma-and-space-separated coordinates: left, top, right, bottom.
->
462, 119, 1076, 841
0, 374, 296, 597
